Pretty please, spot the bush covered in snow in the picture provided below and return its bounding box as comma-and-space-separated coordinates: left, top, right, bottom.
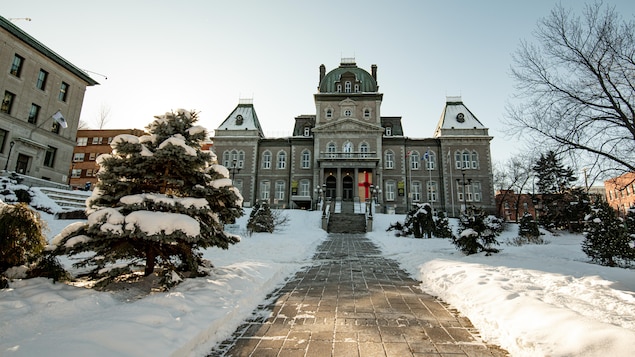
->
247, 201, 275, 234
582, 201, 635, 267
387, 203, 451, 238
452, 207, 502, 255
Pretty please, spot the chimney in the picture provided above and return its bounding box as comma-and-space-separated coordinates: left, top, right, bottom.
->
319, 64, 326, 83
371, 64, 377, 81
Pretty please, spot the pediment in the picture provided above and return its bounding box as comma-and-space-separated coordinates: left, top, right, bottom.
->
313, 118, 383, 133
339, 98, 357, 107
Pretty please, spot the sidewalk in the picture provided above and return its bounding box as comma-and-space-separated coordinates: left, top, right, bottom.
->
211, 233, 509, 357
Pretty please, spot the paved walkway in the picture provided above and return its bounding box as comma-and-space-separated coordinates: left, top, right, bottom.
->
211, 234, 508, 357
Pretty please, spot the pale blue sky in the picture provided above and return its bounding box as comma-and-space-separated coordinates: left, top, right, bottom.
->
3, 1, 634, 164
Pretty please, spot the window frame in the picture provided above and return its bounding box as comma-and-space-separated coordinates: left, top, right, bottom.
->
301, 150, 311, 169
1, 91, 16, 114
28, 103, 41, 124
36, 69, 48, 90
275, 180, 285, 200
385, 181, 396, 201
260, 180, 271, 201
385, 150, 394, 169
10, 54, 24, 77
262, 151, 272, 169
277, 150, 286, 169
59, 82, 69, 102
43, 146, 57, 168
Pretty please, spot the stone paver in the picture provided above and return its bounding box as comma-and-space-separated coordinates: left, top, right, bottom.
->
210, 233, 508, 357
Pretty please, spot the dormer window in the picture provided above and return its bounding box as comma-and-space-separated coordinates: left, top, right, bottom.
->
337, 84, 342, 93
303, 126, 311, 136
355, 84, 360, 92
345, 81, 352, 93
235, 115, 244, 125
385, 126, 392, 136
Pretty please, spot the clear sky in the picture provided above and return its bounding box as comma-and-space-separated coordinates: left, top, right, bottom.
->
3, 1, 634, 164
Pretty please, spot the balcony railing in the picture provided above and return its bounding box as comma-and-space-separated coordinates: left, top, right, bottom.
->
318, 152, 378, 160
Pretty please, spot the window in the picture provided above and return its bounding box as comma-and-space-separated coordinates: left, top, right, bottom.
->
455, 151, 462, 169
424, 151, 436, 170
28, 104, 41, 124
472, 182, 482, 202
412, 181, 422, 202
327, 142, 336, 158
59, 82, 69, 102
337, 84, 342, 92
234, 179, 243, 194
77, 137, 88, 146
457, 182, 464, 202
303, 126, 311, 136
107, 137, 114, 144
235, 115, 243, 125
301, 150, 310, 169
427, 181, 438, 202
354, 84, 360, 92
1, 91, 15, 114
410, 151, 420, 170
462, 150, 470, 169
344, 109, 352, 117
262, 151, 272, 169
345, 81, 352, 93
343, 142, 353, 158
385, 150, 394, 169
92, 137, 103, 144
237, 150, 244, 168
51, 121, 61, 134
71, 169, 81, 178
222, 151, 231, 167
471, 151, 479, 169
73, 153, 85, 162
10, 54, 24, 77
89, 152, 96, 160
275, 180, 285, 200
260, 180, 270, 201
326, 108, 333, 118
299, 180, 310, 196
0, 129, 7, 153
277, 151, 286, 169
36, 69, 48, 90
360, 143, 369, 158
385, 126, 392, 136
364, 108, 370, 118
86, 168, 93, 177
385, 181, 396, 201
43, 146, 57, 167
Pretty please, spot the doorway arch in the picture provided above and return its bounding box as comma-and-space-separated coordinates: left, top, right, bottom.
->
343, 175, 353, 200
325, 175, 336, 199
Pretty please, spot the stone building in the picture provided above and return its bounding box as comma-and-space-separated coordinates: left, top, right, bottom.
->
212, 59, 494, 216
0, 16, 98, 186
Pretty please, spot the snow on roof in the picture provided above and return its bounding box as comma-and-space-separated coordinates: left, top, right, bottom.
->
433, 96, 489, 137
216, 103, 263, 135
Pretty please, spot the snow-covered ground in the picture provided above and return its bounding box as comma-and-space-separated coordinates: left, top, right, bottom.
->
1, 208, 634, 357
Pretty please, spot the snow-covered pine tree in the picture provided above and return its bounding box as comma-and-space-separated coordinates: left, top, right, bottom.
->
582, 201, 634, 267
50, 109, 243, 282
246, 201, 275, 234
518, 212, 540, 238
433, 211, 453, 238
386, 203, 435, 238
452, 207, 502, 255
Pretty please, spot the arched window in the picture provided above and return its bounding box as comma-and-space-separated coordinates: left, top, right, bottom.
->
410, 151, 420, 170
327, 142, 336, 158
427, 181, 438, 202
462, 150, 471, 169
343, 141, 353, 158
222, 151, 231, 167
385, 150, 394, 169
275, 180, 285, 200
385, 126, 392, 136
471, 151, 479, 169
424, 150, 436, 170
237, 150, 245, 168
260, 180, 270, 201
277, 151, 286, 169
345, 81, 352, 93
303, 126, 311, 136
301, 150, 311, 169
262, 151, 272, 169
326, 108, 333, 118
363, 108, 371, 118
359, 142, 369, 158
299, 179, 310, 196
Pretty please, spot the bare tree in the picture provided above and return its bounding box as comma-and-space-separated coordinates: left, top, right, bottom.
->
77, 120, 90, 129
506, 2, 635, 177
95, 103, 111, 129
493, 152, 536, 221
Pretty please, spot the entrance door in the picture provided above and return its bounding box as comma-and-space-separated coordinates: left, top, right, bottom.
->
16, 154, 30, 174
325, 176, 336, 199
343, 175, 353, 200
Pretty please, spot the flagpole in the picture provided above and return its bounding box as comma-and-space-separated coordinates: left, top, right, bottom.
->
427, 147, 432, 210
449, 149, 455, 217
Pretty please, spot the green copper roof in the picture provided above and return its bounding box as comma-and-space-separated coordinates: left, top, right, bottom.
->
318, 61, 377, 93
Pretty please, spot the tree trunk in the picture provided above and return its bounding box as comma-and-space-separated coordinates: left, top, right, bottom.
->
145, 247, 156, 276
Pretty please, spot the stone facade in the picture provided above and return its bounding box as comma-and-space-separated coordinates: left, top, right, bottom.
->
212, 59, 494, 216
0, 16, 98, 184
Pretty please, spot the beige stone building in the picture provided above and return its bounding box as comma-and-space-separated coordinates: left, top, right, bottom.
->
212, 59, 494, 216
0, 16, 98, 186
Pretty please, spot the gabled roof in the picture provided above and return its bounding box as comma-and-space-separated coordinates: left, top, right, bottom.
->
0, 15, 99, 86
216, 100, 264, 137
433, 96, 489, 138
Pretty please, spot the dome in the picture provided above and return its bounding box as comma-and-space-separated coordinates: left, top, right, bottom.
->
318, 59, 378, 93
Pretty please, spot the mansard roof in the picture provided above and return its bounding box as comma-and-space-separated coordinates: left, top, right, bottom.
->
381, 117, 404, 136
216, 100, 264, 137
433, 96, 490, 138
318, 58, 378, 93
292, 115, 315, 136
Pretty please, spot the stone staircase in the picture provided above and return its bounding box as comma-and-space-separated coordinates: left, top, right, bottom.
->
35, 187, 91, 211
327, 201, 367, 233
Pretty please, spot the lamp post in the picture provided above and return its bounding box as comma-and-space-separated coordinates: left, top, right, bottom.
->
314, 185, 323, 210
456, 170, 472, 215
229, 159, 241, 182
3, 141, 15, 171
